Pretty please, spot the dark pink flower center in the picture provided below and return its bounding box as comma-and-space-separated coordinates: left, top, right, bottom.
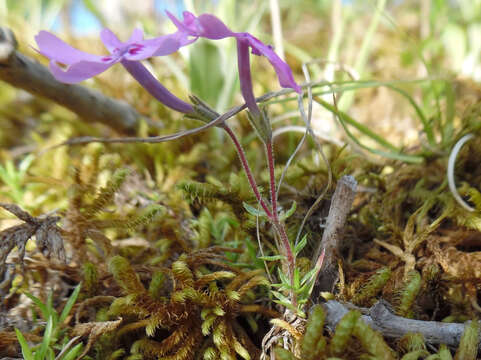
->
128, 44, 144, 55
103, 44, 145, 61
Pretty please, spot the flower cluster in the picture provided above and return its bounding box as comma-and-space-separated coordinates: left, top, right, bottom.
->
35, 11, 301, 116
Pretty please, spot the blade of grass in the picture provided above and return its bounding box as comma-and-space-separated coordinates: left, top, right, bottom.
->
15, 328, 35, 360
59, 284, 81, 324
25, 293, 50, 322
36, 316, 54, 360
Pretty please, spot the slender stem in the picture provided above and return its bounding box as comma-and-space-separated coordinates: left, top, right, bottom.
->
274, 221, 297, 307
222, 125, 273, 218
265, 141, 278, 220
265, 141, 297, 306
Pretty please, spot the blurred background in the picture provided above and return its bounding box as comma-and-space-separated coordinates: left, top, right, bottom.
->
1, 0, 481, 166
2, 0, 481, 148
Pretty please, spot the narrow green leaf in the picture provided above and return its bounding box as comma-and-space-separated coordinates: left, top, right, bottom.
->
258, 255, 286, 262
15, 328, 35, 360
279, 201, 297, 222
189, 40, 224, 106
59, 284, 81, 324
60, 343, 83, 360
242, 202, 268, 218
37, 316, 54, 360
25, 293, 49, 322
300, 267, 318, 286
294, 234, 308, 256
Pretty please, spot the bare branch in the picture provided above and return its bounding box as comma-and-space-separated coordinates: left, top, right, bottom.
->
313, 175, 357, 295
0, 27, 146, 134
324, 300, 475, 349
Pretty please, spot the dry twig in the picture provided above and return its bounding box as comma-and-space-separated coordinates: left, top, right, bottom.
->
312, 175, 357, 296
324, 300, 477, 348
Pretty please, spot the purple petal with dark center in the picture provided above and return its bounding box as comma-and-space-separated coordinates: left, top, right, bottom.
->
126, 32, 188, 60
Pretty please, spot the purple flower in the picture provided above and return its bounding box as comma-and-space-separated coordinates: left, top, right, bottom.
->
35, 28, 194, 113
166, 11, 301, 119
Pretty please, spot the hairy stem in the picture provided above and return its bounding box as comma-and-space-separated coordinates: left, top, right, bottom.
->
265, 141, 297, 306
222, 125, 273, 218
265, 141, 278, 218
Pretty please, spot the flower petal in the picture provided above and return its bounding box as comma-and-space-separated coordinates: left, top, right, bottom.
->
196, 14, 234, 39
128, 28, 144, 43
167, 11, 233, 40
100, 28, 122, 53
49, 58, 117, 83
35, 31, 104, 65
121, 60, 193, 113
237, 39, 260, 117
166, 10, 198, 35
124, 32, 187, 60
243, 34, 301, 93
165, 12, 300, 93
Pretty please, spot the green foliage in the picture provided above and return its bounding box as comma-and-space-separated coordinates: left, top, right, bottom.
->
106, 251, 269, 359
275, 347, 297, 360
352, 317, 396, 360
396, 271, 422, 318
269, 234, 321, 317
278, 306, 399, 360
15, 284, 83, 360
301, 305, 327, 359
82, 262, 98, 298
329, 310, 361, 357
454, 320, 480, 360
0, 154, 34, 205
189, 40, 224, 107
352, 267, 392, 306
108, 255, 145, 294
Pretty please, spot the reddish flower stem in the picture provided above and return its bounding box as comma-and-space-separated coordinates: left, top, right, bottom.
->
223, 126, 297, 307
222, 125, 273, 218
265, 141, 297, 307
265, 141, 278, 219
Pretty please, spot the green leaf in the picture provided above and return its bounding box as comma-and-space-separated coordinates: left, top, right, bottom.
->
189, 40, 224, 106
60, 343, 83, 360
293, 268, 300, 289
258, 255, 286, 262
294, 234, 308, 256
25, 293, 50, 322
36, 316, 54, 360
242, 202, 268, 218
279, 201, 297, 222
300, 267, 318, 286
15, 328, 35, 360
59, 284, 81, 324
277, 268, 291, 287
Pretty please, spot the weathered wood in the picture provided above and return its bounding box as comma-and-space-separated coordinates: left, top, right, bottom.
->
313, 175, 357, 295
324, 300, 474, 348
